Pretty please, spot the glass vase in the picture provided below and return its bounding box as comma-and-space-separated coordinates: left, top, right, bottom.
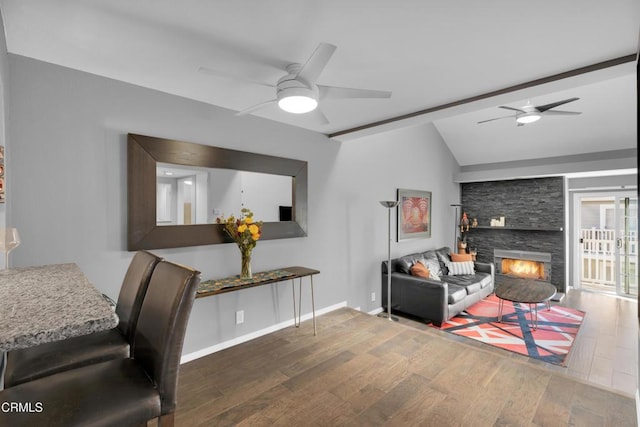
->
240, 250, 252, 279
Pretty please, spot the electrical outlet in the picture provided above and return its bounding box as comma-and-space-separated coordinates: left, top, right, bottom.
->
371, 292, 376, 302
236, 310, 244, 324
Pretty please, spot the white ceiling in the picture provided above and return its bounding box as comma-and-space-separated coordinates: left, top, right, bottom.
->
0, 0, 637, 166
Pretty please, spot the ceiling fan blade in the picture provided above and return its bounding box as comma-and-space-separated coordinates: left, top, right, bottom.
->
198, 66, 275, 88
318, 85, 391, 100
235, 99, 277, 116
540, 110, 582, 116
477, 115, 513, 124
309, 107, 330, 125
297, 43, 337, 83
535, 97, 579, 113
499, 106, 526, 113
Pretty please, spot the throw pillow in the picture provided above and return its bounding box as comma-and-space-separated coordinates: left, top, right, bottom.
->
410, 262, 430, 278
448, 261, 475, 275
450, 253, 473, 262
418, 259, 441, 281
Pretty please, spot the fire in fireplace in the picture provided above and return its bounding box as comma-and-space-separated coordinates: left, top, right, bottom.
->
494, 249, 552, 282
501, 258, 545, 280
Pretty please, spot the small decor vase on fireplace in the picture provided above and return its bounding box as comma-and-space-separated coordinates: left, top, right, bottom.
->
217, 208, 263, 280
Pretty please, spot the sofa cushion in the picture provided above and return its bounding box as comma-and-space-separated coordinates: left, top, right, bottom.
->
478, 273, 493, 289
410, 262, 430, 278
447, 284, 467, 304
444, 272, 491, 295
448, 261, 475, 275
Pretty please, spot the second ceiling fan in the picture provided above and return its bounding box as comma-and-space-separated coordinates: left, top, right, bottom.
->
478, 97, 581, 126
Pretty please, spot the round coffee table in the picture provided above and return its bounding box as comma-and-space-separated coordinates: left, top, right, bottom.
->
495, 279, 557, 330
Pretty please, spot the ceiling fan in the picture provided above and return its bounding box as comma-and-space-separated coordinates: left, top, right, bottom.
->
198, 43, 391, 123
478, 97, 581, 126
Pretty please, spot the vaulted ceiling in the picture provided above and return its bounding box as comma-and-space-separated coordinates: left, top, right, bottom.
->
0, 0, 637, 167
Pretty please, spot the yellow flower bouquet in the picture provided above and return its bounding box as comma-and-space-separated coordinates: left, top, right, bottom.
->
216, 208, 263, 279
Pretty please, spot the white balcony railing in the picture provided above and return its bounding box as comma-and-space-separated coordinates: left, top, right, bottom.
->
581, 229, 638, 287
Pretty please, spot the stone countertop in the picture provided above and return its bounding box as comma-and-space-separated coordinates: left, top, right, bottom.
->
0, 263, 119, 352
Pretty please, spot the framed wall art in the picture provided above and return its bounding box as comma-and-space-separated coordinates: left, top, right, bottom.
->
397, 188, 431, 241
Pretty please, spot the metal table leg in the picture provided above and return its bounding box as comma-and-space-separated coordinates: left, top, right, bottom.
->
530, 303, 538, 330
298, 278, 302, 328
290, 274, 317, 336
291, 279, 298, 328
310, 275, 316, 336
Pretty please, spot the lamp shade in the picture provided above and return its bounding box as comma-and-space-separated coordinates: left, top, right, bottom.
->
379, 200, 399, 208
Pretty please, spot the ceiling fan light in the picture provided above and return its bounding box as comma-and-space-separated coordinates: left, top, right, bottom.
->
278, 96, 318, 114
516, 112, 541, 124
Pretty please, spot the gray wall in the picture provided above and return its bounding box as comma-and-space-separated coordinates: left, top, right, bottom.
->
6, 54, 460, 357
0, 10, 8, 245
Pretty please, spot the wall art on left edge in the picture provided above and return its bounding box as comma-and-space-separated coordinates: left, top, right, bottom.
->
397, 188, 431, 241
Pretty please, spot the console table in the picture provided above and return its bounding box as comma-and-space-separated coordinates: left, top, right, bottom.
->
196, 266, 320, 335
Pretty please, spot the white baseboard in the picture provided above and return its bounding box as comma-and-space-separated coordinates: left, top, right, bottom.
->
181, 301, 348, 364
368, 307, 384, 315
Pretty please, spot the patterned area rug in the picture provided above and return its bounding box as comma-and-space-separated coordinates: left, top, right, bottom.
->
433, 294, 585, 366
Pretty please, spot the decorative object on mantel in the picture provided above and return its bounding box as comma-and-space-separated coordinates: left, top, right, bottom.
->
217, 208, 263, 279
490, 216, 506, 227
460, 212, 470, 232
457, 235, 468, 254
0, 227, 21, 269
380, 200, 400, 321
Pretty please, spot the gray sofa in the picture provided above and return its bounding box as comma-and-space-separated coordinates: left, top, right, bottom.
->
381, 246, 494, 326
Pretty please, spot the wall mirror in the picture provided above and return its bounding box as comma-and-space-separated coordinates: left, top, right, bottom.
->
128, 133, 307, 250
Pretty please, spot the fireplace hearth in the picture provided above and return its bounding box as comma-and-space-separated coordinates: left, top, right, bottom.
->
494, 249, 551, 282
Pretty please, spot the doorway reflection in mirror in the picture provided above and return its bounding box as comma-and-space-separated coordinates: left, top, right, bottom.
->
156, 164, 292, 226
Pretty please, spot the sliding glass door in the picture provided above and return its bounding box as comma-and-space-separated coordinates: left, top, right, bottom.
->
577, 191, 637, 297
616, 195, 637, 296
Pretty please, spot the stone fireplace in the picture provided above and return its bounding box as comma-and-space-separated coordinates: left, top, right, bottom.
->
461, 177, 566, 294
494, 249, 552, 282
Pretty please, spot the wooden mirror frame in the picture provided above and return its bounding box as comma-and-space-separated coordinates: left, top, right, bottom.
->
127, 133, 308, 250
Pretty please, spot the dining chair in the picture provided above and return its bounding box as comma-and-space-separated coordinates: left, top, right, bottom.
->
0, 259, 201, 427
3, 250, 162, 388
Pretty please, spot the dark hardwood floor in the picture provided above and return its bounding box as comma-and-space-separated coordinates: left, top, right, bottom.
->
173, 290, 637, 426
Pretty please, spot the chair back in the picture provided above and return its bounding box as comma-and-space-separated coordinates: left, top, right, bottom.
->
116, 251, 162, 341
131, 260, 200, 414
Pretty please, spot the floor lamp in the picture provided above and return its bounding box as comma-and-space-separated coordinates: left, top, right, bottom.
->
450, 204, 461, 251
379, 200, 400, 321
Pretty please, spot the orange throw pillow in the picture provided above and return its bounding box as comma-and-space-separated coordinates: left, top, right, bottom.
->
451, 253, 473, 262
410, 262, 431, 278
